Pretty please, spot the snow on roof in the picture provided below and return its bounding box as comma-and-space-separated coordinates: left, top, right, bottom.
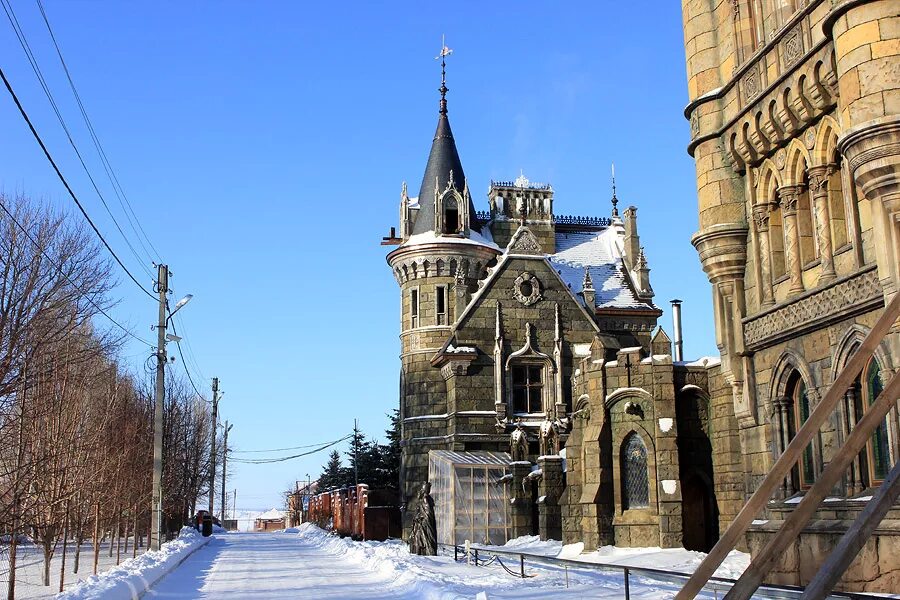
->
401, 227, 499, 250
256, 508, 285, 521
549, 228, 653, 311
677, 356, 722, 368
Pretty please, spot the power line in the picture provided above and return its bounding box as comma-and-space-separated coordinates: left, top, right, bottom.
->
168, 316, 206, 401
234, 436, 359, 454
0, 197, 154, 347
1, 0, 155, 280
0, 63, 157, 301
35, 0, 162, 264
230, 435, 353, 464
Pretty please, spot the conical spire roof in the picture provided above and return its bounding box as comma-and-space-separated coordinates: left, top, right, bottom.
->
410, 75, 480, 235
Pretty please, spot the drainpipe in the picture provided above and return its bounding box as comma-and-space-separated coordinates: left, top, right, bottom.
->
671, 299, 684, 362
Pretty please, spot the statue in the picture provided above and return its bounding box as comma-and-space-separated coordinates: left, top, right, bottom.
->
539, 412, 559, 456
409, 482, 437, 556
510, 421, 528, 462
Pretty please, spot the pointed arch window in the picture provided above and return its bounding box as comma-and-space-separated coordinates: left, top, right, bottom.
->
622, 433, 649, 509
443, 195, 459, 234
861, 358, 891, 484
790, 377, 816, 487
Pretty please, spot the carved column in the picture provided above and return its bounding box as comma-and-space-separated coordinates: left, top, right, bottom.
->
844, 388, 864, 496
752, 202, 775, 306
775, 396, 793, 497
778, 185, 806, 295
808, 165, 837, 285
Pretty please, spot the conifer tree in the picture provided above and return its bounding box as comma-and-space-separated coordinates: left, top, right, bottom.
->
316, 450, 347, 491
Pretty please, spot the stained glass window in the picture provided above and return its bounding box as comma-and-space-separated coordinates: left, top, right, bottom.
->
622, 433, 649, 509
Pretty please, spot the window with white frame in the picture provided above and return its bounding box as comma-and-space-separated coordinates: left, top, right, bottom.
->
436, 285, 447, 325
410, 288, 419, 329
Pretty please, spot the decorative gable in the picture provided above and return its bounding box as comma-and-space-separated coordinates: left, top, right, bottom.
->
507, 226, 543, 255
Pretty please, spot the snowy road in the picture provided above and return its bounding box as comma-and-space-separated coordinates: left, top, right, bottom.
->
145, 526, 732, 599
147, 532, 424, 599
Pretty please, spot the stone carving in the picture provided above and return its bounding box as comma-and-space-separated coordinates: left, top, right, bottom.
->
507, 226, 543, 255
408, 482, 437, 556
510, 422, 528, 461
752, 203, 771, 231
539, 414, 559, 456
743, 63, 760, 101
781, 25, 804, 68
804, 126, 816, 150
775, 148, 787, 170
691, 110, 700, 137
513, 272, 542, 306
743, 269, 883, 349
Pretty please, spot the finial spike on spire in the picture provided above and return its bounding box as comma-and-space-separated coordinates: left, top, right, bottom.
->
436, 35, 453, 115
611, 162, 619, 217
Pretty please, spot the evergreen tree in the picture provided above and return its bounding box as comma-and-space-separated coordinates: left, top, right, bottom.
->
316, 450, 349, 491
380, 408, 401, 489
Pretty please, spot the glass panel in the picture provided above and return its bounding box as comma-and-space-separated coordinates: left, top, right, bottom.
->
528, 387, 542, 414
512, 367, 526, 385
513, 388, 527, 414
797, 382, 816, 486
529, 367, 542, 383
866, 361, 890, 481
622, 434, 649, 509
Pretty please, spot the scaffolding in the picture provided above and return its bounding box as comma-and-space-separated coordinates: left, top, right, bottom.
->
428, 450, 512, 546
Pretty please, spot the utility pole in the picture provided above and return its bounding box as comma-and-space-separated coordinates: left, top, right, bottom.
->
151, 264, 168, 552
221, 421, 233, 521
208, 377, 219, 516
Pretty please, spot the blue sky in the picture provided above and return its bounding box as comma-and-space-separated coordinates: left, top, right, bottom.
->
0, 1, 712, 512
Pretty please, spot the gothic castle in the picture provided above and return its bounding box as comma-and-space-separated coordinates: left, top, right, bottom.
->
383, 0, 900, 589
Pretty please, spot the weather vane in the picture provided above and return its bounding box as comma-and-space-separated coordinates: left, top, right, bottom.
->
436, 35, 453, 114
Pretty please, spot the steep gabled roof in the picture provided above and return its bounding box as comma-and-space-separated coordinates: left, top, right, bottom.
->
550, 227, 658, 312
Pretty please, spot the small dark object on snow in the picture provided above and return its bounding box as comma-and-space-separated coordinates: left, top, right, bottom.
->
194, 510, 213, 537
408, 481, 437, 556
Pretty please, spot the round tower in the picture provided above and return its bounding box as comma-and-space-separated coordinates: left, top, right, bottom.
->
385, 54, 501, 533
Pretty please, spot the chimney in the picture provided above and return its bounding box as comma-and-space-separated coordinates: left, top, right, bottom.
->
623, 206, 640, 269
671, 299, 684, 362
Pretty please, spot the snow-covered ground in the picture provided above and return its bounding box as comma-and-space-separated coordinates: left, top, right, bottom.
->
479, 535, 751, 579
58, 527, 208, 600
142, 524, 801, 599
0, 537, 148, 599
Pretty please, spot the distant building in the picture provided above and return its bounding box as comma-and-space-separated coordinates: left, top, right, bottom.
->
254, 508, 285, 532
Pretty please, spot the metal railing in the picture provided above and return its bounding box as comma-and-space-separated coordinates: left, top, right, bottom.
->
437, 543, 886, 600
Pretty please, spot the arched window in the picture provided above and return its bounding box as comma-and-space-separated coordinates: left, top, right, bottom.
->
770, 203, 786, 279
789, 375, 816, 488
622, 433, 649, 509
443, 195, 459, 234
861, 358, 891, 484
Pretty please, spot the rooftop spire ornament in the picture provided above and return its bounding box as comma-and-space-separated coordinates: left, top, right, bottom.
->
436, 35, 453, 115
611, 163, 619, 217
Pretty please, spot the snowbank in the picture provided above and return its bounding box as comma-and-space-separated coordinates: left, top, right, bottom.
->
476, 536, 749, 579
56, 527, 211, 600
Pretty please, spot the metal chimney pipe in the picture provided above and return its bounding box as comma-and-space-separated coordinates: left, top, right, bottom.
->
671, 299, 684, 362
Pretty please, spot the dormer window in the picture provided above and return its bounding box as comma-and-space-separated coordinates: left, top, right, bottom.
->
442, 195, 459, 234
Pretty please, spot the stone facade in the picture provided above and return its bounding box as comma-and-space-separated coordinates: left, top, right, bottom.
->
682, 0, 900, 592
384, 76, 732, 555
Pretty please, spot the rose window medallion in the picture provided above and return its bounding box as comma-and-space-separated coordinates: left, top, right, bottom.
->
513, 272, 542, 306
